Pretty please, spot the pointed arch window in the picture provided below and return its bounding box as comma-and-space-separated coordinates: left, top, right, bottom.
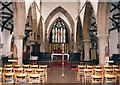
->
50, 18, 68, 43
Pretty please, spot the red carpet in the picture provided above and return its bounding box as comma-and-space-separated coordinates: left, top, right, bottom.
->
50, 61, 71, 68
71, 67, 78, 71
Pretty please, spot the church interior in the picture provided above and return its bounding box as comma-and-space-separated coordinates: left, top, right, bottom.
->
0, 0, 120, 84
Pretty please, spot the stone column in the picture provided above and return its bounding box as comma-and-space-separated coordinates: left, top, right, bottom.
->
97, 34, 108, 65
83, 3, 92, 61
31, 2, 37, 39
97, 2, 110, 65
14, 35, 24, 64
13, 2, 26, 36
83, 40, 90, 60
13, 1, 26, 64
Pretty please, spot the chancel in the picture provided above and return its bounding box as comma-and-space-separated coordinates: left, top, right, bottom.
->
0, 0, 120, 84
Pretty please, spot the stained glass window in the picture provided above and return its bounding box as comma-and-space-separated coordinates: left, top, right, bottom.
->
50, 18, 68, 43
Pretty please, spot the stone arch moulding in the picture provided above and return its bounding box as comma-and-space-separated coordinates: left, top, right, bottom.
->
44, 6, 75, 52
38, 16, 43, 44
45, 6, 74, 35
76, 16, 83, 52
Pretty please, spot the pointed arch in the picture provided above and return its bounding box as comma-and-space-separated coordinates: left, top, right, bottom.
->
82, 1, 98, 61
76, 16, 83, 52
44, 6, 75, 52
38, 16, 43, 44
45, 6, 74, 34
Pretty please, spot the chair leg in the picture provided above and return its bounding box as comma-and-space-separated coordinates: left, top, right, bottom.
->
46, 73, 47, 82
77, 73, 80, 81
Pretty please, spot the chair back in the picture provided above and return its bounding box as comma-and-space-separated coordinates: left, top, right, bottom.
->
4, 68, 13, 73
94, 69, 103, 75
22, 65, 29, 68
28, 74, 40, 83
15, 73, 27, 83
30, 65, 38, 69
104, 74, 116, 83
4, 65, 12, 68
92, 75, 103, 83
13, 65, 22, 68
3, 72, 14, 83
24, 68, 34, 74
14, 68, 23, 73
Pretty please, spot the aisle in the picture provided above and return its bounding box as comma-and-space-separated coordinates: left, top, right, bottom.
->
47, 67, 79, 83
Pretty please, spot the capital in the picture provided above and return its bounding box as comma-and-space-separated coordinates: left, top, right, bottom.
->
14, 34, 25, 40
83, 40, 90, 42
97, 34, 108, 39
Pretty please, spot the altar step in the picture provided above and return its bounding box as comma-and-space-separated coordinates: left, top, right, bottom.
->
50, 61, 71, 68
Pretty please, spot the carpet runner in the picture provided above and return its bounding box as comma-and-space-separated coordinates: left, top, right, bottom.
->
50, 61, 71, 68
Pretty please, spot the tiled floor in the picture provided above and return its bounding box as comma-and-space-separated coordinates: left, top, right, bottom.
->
47, 67, 80, 83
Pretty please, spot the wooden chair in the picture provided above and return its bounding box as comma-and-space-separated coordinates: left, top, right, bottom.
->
84, 69, 93, 83
14, 68, 23, 73
3, 72, 14, 83
87, 65, 94, 69
24, 68, 34, 82
0, 67, 2, 83
24, 68, 34, 74
92, 75, 103, 84
39, 65, 47, 69
3, 68, 13, 73
114, 69, 120, 83
104, 74, 116, 84
22, 65, 29, 69
113, 65, 119, 74
94, 69, 104, 75
28, 73, 40, 83
77, 65, 86, 81
30, 65, 38, 69
112, 65, 119, 69
4, 64, 13, 68
104, 68, 114, 75
35, 69, 46, 83
15, 73, 27, 84
13, 65, 22, 68
94, 65, 103, 69
39, 65, 47, 82
104, 65, 112, 69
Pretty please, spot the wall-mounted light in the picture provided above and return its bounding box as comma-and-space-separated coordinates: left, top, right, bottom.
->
25, 27, 32, 32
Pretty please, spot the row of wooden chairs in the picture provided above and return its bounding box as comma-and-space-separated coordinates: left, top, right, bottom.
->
77, 65, 120, 69
3, 72, 46, 84
77, 65, 120, 84
1, 64, 48, 84
4, 64, 47, 69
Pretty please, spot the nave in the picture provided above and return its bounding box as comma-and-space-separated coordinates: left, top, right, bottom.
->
0, 0, 120, 84
47, 67, 78, 83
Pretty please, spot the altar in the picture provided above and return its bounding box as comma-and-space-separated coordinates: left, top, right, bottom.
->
51, 53, 69, 61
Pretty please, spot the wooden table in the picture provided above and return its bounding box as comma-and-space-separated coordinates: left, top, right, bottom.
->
51, 53, 69, 61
